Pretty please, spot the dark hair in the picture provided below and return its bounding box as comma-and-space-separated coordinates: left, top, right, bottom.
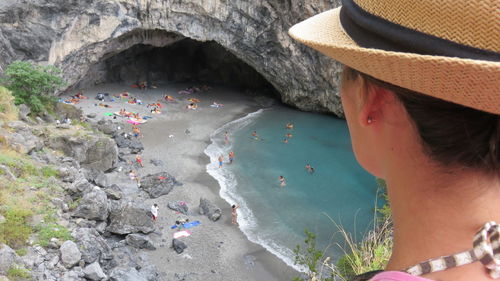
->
343, 67, 500, 176
232, 205, 236, 208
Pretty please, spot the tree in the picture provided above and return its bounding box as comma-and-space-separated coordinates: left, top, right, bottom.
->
2, 61, 65, 114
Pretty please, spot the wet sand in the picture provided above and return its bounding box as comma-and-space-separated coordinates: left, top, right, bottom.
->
67, 82, 298, 281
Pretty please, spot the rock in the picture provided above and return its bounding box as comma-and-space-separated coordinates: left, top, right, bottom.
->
95, 120, 120, 135
139, 264, 160, 281
172, 239, 187, 254
47, 134, 118, 172
125, 234, 156, 250
55, 103, 83, 120
0, 244, 20, 275
59, 241, 82, 268
114, 134, 144, 154
4, 127, 42, 154
41, 111, 56, 123
83, 168, 109, 188
35, 116, 45, 124
104, 184, 123, 200
87, 113, 97, 118
198, 198, 222, 222
73, 187, 109, 221
84, 262, 107, 280
168, 201, 188, 215
109, 267, 147, 281
149, 159, 164, 166
139, 172, 180, 198
0, 165, 16, 181
72, 228, 112, 264
107, 200, 154, 234
67, 176, 94, 196
18, 104, 31, 122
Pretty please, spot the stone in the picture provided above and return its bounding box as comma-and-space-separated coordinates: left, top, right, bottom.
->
139, 172, 181, 198
59, 241, 82, 268
55, 103, 83, 120
72, 187, 109, 221
72, 228, 112, 264
84, 262, 107, 280
4, 129, 42, 154
125, 233, 156, 250
114, 134, 144, 154
109, 267, 147, 281
198, 198, 222, 222
0, 244, 20, 275
106, 200, 155, 234
168, 201, 188, 215
149, 159, 164, 166
67, 176, 94, 196
87, 113, 97, 118
95, 120, 120, 135
139, 264, 160, 281
18, 104, 30, 122
104, 184, 123, 200
172, 239, 187, 254
41, 111, 56, 123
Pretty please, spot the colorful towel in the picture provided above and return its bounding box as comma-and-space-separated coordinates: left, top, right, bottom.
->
173, 230, 191, 239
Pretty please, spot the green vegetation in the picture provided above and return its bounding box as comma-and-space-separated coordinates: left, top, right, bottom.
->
293, 181, 393, 281
0, 208, 33, 249
36, 223, 72, 247
0, 86, 18, 121
7, 265, 32, 281
2, 61, 64, 114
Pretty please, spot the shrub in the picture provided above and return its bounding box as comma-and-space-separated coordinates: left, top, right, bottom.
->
0, 86, 18, 121
2, 61, 64, 114
40, 165, 59, 178
36, 223, 72, 247
0, 208, 33, 249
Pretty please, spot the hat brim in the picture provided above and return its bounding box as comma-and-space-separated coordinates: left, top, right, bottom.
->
289, 7, 500, 114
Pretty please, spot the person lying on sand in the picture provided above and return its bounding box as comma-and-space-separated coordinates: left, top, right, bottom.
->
165, 95, 176, 102
186, 103, 198, 110
210, 102, 224, 108
98, 103, 111, 108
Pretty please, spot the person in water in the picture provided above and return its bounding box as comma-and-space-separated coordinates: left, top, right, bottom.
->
290, 1, 500, 280
218, 155, 224, 168
285, 123, 294, 130
305, 164, 314, 174
278, 176, 286, 187
231, 205, 239, 225
228, 151, 234, 164
224, 131, 229, 145
251, 130, 259, 140
282, 138, 288, 144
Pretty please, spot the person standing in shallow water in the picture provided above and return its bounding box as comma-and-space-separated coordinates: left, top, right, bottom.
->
224, 131, 229, 145
290, 0, 500, 280
228, 151, 235, 164
218, 155, 224, 168
231, 205, 239, 225
278, 176, 286, 187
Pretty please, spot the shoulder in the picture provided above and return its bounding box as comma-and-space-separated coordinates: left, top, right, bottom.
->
369, 271, 433, 281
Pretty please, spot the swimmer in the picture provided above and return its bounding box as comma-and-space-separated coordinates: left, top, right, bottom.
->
224, 131, 229, 145
285, 123, 294, 130
251, 131, 260, 140
278, 176, 286, 187
286, 133, 293, 138
305, 164, 315, 174
228, 151, 234, 164
218, 155, 224, 168
283, 138, 288, 144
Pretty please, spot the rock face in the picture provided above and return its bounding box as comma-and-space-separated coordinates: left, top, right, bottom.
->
0, 0, 344, 116
198, 198, 221, 222
0, 244, 20, 275
47, 134, 118, 172
139, 172, 180, 198
125, 233, 156, 250
107, 200, 154, 234
73, 187, 109, 221
72, 228, 112, 264
168, 201, 188, 215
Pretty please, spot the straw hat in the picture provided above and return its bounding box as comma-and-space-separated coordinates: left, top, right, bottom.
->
289, 0, 500, 114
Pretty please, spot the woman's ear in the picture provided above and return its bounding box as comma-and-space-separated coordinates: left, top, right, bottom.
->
358, 82, 398, 127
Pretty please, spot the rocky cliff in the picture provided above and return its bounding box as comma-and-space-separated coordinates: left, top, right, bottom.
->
0, 0, 344, 116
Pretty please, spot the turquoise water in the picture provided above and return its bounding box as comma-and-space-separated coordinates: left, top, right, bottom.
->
205, 106, 380, 270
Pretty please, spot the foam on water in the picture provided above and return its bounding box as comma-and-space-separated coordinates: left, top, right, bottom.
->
205, 107, 379, 272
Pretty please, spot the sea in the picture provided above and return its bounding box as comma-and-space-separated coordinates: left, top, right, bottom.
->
204, 105, 381, 271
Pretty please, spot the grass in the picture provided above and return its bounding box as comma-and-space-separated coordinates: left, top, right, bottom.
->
0, 86, 18, 122
7, 265, 31, 281
35, 223, 72, 247
0, 208, 33, 249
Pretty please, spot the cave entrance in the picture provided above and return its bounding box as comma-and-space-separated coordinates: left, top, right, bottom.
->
79, 38, 278, 98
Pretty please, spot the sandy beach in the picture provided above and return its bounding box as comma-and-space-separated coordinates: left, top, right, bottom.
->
66, 82, 298, 281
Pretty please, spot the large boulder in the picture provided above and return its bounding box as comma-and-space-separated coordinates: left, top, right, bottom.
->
4, 121, 42, 154
0, 244, 20, 275
104, 184, 123, 200
168, 201, 189, 215
55, 103, 83, 120
198, 198, 222, 222
66, 175, 94, 197
109, 267, 147, 281
172, 239, 187, 254
113, 133, 144, 154
72, 228, 112, 264
139, 172, 181, 198
95, 119, 121, 135
107, 200, 154, 235
47, 134, 118, 172
59, 240, 82, 268
84, 262, 107, 280
125, 233, 156, 250
72, 187, 109, 221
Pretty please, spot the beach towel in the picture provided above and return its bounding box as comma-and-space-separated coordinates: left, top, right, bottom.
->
173, 230, 191, 239
143, 116, 153, 120
104, 112, 114, 116
182, 221, 201, 229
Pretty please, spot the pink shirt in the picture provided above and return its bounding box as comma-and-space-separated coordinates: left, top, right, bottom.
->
371, 271, 433, 281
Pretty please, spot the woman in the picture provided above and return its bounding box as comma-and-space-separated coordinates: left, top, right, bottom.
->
290, 0, 499, 280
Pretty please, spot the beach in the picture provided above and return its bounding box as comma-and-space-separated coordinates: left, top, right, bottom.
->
67, 83, 298, 281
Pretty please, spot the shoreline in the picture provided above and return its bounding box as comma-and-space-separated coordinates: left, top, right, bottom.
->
68, 82, 298, 280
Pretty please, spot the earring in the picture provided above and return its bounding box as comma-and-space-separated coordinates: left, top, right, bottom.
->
367, 117, 373, 124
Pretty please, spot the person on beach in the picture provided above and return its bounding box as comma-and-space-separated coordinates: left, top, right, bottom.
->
218, 155, 224, 168
129, 170, 140, 186
151, 203, 159, 221
228, 151, 235, 164
231, 205, 240, 225
135, 155, 144, 167
290, 1, 500, 280
224, 131, 229, 145
278, 176, 286, 187
132, 125, 142, 138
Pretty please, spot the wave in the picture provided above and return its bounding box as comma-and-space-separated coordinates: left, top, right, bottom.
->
204, 109, 307, 273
